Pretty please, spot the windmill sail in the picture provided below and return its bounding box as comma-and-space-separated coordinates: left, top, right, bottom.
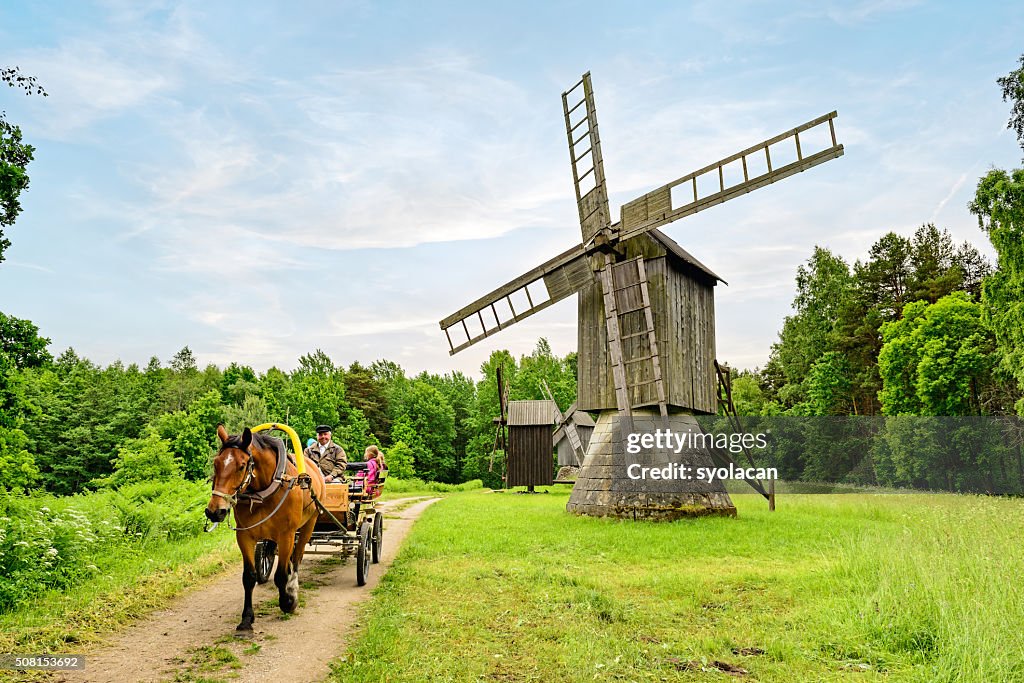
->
440, 244, 592, 355
616, 112, 844, 243
542, 380, 585, 467
563, 72, 612, 242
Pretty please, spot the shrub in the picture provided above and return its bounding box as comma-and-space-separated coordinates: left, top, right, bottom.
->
385, 441, 416, 479
385, 477, 484, 494
0, 426, 39, 491
102, 433, 182, 488
0, 491, 120, 612
112, 480, 210, 542
0, 479, 212, 614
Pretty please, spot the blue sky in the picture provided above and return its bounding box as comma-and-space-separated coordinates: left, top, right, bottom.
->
2, 1, 1022, 378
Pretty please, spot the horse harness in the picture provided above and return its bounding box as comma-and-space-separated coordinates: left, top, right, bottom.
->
212, 438, 311, 532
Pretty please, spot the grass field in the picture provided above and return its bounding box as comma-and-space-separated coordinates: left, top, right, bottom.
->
0, 530, 237, 662
330, 488, 1024, 682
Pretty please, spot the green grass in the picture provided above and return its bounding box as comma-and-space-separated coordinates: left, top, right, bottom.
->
0, 529, 237, 674
169, 644, 244, 682
379, 477, 483, 500
330, 489, 1024, 682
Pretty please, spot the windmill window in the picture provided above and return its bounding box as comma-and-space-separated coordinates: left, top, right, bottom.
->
577, 168, 597, 195
492, 299, 515, 326
721, 158, 746, 190
455, 320, 471, 346
568, 112, 589, 134
693, 168, 721, 202
669, 179, 688, 210
465, 312, 486, 339
572, 142, 593, 165
574, 147, 594, 170
508, 288, 531, 317
571, 131, 591, 157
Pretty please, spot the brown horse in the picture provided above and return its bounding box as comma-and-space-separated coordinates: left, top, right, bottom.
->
205, 425, 326, 630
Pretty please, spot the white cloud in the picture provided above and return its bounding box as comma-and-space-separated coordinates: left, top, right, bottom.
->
82, 51, 582, 284
4, 261, 55, 273
17, 41, 172, 137
822, 0, 924, 26
930, 171, 970, 222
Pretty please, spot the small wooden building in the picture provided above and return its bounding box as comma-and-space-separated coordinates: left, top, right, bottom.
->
553, 409, 596, 467
505, 400, 556, 489
577, 228, 725, 414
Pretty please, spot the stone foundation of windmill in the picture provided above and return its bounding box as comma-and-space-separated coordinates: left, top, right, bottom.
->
566, 409, 736, 520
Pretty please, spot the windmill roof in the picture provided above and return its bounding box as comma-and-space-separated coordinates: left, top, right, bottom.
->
568, 410, 595, 428
508, 400, 557, 426
649, 228, 727, 285
553, 410, 596, 444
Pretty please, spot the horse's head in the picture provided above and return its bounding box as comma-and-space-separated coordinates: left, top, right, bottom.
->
205, 425, 256, 523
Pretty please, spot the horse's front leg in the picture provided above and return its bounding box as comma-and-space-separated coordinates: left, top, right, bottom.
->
274, 530, 298, 614
236, 533, 257, 631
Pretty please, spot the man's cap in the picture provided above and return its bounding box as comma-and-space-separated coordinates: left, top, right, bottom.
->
315, 425, 333, 434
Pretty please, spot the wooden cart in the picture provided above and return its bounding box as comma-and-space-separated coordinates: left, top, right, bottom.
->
253, 462, 387, 586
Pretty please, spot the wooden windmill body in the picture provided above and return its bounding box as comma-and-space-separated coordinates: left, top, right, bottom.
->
505, 400, 557, 490
440, 72, 843, 519
553, 409, 594, 468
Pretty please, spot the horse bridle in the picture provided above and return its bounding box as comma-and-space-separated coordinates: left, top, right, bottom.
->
209, 439, 306, 533
211, 444, 257, 508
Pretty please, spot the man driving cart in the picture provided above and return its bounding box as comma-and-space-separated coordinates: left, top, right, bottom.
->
303, 425, 348, 483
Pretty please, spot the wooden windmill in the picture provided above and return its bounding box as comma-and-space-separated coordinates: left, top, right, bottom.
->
505, 400, 557, 491
491, 366, 557, 491
440, 72, 843, 519
540, 379, 589, 469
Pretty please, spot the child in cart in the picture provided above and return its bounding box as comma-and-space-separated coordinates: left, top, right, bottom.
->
353, 445, 386, 497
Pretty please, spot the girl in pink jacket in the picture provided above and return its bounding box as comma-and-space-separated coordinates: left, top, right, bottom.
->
364, 445, 384, 494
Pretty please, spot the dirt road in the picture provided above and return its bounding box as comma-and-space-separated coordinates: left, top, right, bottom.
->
60, 497, 440, 683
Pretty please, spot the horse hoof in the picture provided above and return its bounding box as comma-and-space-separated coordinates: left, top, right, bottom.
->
236, 621, 254, 631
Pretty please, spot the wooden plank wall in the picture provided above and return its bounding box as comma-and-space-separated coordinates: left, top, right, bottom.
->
578, 268, 609, 410
578, 246, 717, 413
556, 424, 594, 466
507, 425, 555, 487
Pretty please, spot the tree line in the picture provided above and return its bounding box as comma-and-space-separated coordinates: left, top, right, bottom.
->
724, 56, 1024, 491
0, 327, 577, 494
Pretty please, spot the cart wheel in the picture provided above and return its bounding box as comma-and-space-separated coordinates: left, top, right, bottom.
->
254, 540, 276, 584
371, 511, 383, 563
356, 521, 372, 586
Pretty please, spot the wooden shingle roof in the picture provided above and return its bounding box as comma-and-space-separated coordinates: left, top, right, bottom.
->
649, 228, 727, 285
507, 400, 557, 426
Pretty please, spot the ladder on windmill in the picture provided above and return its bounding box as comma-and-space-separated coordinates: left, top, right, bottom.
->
598, 257, 668, 418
